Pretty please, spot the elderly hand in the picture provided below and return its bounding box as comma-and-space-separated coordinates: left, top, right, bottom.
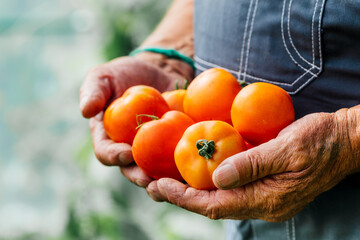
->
147, 108, 360, 222
79, 55, 192, 187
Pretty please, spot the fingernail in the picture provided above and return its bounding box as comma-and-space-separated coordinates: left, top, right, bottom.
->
80, 96, 89, 111
118, 151, 133, 165
214, 164, 239, 189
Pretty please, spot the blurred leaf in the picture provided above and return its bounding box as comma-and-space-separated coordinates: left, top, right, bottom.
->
110, 188, 130, 210
63, 202, 124, 240
120, 220, 150, 240
74, 135, 93, 172
86, 212, 122, 240
103, 21, 135, 60
100, 0, 171, 60
64, 204, 81, 239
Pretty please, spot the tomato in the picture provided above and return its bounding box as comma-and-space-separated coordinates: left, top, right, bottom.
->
103, 85, 169, 144
174, 120, 246, 190
162, 89, 186, 112
244, 141, 256, 150
231, 82, 295, 146
132, 111, 194, 180
183, 68, 241, 124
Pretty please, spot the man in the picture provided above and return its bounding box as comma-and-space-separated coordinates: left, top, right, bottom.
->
80, 0, 360, 239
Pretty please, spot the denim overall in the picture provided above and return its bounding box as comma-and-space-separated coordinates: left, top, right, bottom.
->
194, 0, 360, 239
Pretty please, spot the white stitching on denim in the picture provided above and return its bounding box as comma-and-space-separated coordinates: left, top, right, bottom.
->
318, 0, 325, 70
293, 70, 318, 93
242, 67, 314, 88
250, 220, 258, 240
286, 220, 291, 240
195, 55, 313, 87
194, 56, 240, 76
311, 0, 320, 67
291, 0, 325, 94
281, 0, 317, 77
194, 62, 210, 72
195, 56, 315, 94
292, 217, 296, 240
195, 59, 316, 94
194, 0, 325, 95
243, 0, 259, 82
238, 0, 254, 82
287, 0, 320, 70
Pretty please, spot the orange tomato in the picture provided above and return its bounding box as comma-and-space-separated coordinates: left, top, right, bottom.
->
231, 82, 295, 146
183, 68, 241, 124
103, 85, 169, 144
162, 89, 186, 112
174, 120, 246, 190
132, 111, 194, 180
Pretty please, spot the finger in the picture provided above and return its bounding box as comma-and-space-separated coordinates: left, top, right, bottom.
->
146, 181, 166, 202
157, 178, 210, 215
156, 178, 234, 219
157, 179, 285, 220
213, 141, 289, 189
80, 65, 113, 118
120, 164, 153, 188
90, 113, 133, 166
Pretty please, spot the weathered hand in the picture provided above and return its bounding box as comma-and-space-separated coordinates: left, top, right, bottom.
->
80, 56, 187, 119
147, 109, 360, 221
80, 56, 191, 187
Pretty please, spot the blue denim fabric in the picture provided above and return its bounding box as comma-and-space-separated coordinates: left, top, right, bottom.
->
194, 0, 360, 239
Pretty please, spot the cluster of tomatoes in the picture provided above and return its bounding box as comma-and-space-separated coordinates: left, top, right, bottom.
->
103, 68, 295, 190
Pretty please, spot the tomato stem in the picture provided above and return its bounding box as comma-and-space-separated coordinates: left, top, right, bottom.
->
175, 79, 189, 90
136, 114, 159, 129
238, 80, 249, 88
196, 139, 215, 160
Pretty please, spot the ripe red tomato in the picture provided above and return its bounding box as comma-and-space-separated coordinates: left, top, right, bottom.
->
183, 68, 241, 124
103, 85, 169, 144
244, 141, 256, 150
174, 120, 246, 190
132, 111, 194, 180
231, 82, 295, 146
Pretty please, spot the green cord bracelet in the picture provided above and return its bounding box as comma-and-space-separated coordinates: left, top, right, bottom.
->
129, 47, 195, 70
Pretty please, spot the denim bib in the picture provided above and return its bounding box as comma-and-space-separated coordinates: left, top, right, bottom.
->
194, 0, 360, 239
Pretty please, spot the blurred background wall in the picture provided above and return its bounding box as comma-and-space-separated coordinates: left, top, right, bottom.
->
0, 0, 224, 239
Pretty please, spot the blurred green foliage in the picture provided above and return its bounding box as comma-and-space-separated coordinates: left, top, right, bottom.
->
63, 2, 171, 239
102, 1, 170, 60
61, 1, 210, 240
0, 1, 224, 239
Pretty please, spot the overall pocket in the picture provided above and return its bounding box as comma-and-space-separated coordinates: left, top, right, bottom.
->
194, 0, 327, 95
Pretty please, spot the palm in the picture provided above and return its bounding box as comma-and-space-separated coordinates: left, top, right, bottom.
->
149, 176, 311, 222
79, 56, 183, 188
147, 112, 356, 222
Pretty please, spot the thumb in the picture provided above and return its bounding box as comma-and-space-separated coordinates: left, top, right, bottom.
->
212, 143, 287, 189
79, 67, 113, 118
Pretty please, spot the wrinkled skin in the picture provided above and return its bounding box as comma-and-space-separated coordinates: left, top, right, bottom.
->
80, 56, 360, 222
80, 56, 190, 187
147, 109, 360, 222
